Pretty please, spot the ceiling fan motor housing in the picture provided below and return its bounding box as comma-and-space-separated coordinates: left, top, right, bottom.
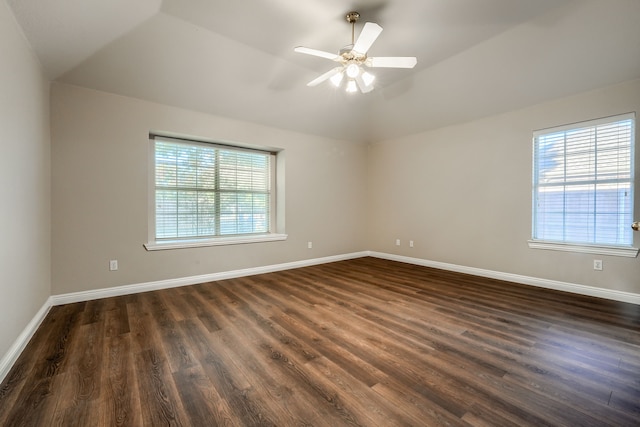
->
339, 45, 366, 63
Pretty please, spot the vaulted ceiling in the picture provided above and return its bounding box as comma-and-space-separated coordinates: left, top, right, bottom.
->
8, 0, 640, 142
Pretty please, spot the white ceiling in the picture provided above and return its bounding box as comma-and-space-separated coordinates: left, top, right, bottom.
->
8, 0, 640, 142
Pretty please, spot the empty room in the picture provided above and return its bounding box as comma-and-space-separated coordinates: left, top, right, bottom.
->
1, 0, 639, 425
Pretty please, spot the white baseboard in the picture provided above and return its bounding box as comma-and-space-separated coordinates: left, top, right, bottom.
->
0, 297, 53, 384
54, 250, 633, 306
51, 251, 369, 306
368, 251, 640, 305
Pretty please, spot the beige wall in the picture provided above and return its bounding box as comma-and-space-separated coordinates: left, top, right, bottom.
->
368, 78, 640, 294
0, 1, 51, 358
50, 79, 640, 297
51, 83, 368, 294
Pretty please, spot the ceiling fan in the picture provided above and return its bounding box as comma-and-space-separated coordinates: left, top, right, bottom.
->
295, 11, 417, 93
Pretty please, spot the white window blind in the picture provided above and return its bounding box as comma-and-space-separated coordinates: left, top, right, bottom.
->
532, 113, 635, 247
152, 136, 273, 241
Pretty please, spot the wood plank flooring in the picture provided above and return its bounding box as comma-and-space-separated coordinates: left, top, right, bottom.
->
1, 257, 639, 426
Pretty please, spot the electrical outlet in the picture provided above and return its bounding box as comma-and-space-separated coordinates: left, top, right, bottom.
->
409, 240, 414, 248
307, 241, 313, 249
395, 239, 401, 246
109, 259, 118, 271
593, 260, 603, 271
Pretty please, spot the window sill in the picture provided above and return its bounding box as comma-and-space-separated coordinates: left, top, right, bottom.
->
527, 240, 639, 258
144, 233, 288, 251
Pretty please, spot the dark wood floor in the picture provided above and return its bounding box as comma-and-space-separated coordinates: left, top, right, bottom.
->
1, 257, 639, 426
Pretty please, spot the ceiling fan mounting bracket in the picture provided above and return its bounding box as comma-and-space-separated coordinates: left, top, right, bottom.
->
345, 12, 360, 24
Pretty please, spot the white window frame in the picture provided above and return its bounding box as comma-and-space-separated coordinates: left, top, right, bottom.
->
144, 134, 286, 251
528, 113, 638, 258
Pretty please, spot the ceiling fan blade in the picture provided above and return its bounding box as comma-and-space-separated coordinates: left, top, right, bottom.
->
355, 74, 374, 94
294, 46, 340, 61
307, 67, 343, 87
352, 22, 383, 55
367, 56, 417, 68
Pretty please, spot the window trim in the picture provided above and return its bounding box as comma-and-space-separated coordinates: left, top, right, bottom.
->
527, 240, 638, 258
529, 112, 638, 257
144, 133, 286, 250
144, 233, 288, 251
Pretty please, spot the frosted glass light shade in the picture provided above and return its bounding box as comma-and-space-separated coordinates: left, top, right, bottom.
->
362, 71, 375, 86
346, 63, 360, 78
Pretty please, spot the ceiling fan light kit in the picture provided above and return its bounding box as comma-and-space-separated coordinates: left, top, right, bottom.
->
295, 11, 417, 94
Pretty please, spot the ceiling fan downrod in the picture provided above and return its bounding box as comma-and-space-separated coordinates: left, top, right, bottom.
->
346, 11, 360, 45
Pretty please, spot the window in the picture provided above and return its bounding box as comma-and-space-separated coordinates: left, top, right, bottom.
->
145, 135, 285, 250
530, 113, 637, 257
